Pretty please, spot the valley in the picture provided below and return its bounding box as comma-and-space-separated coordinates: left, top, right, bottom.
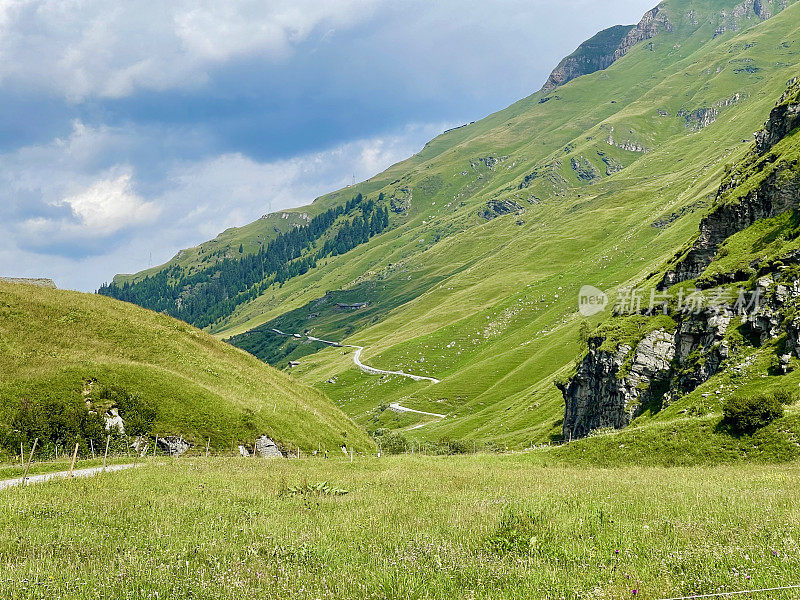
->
4, 1, 800, 598
100, 0, 800, 453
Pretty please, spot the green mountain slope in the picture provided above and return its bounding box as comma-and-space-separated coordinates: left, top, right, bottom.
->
105, 0, 800, 447
0, 281, 372, 456
555, 78, 800, 457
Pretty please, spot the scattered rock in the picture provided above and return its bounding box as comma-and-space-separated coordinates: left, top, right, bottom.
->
157, 436, 191, 457
104, 408, 125, 435
479, 199, 523, 220
255, 436, 283, 458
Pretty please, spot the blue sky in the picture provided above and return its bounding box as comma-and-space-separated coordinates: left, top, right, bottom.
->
0, 0, 656, 291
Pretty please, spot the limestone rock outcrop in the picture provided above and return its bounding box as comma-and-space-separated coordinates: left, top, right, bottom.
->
660, 80, 800, 289
560, 274, 800, 440
255, 435, 283, 458
559, 329, 675, 440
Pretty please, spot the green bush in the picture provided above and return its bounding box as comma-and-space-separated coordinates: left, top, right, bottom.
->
771, 389, 798, 405
378, 432, 409, 455
0, 392, 105, 457
723, 394, 784, 433
95, 385, 156, 436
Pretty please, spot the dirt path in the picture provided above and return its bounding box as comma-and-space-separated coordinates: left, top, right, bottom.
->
272, 329, 441, 383
0, 463, 141, 491
271, 328, 445, 420
388, 402, 446, 418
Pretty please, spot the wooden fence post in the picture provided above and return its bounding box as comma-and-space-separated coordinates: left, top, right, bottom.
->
68, 443, 79, 478
90, 439, 95, 459
103, 436, 110, 472
20, 438, 38, 487
205, 438, 210, 458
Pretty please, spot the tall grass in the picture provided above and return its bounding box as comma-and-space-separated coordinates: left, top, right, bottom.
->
1, 454, 799, 599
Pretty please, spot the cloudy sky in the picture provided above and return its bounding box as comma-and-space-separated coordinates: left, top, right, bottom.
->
0, 0, 656, 291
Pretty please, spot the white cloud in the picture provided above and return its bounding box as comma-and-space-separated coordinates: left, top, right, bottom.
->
0, 119, 446, 290
0, 0, 376, 100
156, 121, 447, 243
58, 173, 159, 235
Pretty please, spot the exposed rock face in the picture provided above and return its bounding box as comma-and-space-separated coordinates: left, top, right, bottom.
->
390, 187, 412, 214
754, 86, 800, 154
255, 435, 283, 458
606, 127, 649, 153
745, 277, 800, 353
104, 408, 125, 435
541, 6, 673, 93
542, 25, 634, 92
560, 308, 736, 440
753, 0, 768, 17
611, 6, 673, 61
156, 436, 190, 457
570, 156, 599, 182
660, 168, 800, 288
560, 272, 800, 440
679, 107, 719, 131
670, 310, 732, 394
479, 199, 523, 220
597, 151, 624, 175
559, 329, 675, 440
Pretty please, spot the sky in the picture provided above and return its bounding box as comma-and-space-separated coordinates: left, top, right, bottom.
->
0, 0, 657, 291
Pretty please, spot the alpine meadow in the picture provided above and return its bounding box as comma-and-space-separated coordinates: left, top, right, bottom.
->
4, 0, 800, 598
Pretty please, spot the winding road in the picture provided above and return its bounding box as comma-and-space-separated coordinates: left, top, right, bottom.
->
272, 329, 440, 384
388, 403, 446, 418
272, 329, 445, 421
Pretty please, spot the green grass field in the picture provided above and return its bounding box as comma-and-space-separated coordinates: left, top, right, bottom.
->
2, 454, 799, 599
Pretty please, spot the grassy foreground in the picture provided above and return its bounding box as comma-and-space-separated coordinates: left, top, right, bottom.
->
2, 455, 799, 599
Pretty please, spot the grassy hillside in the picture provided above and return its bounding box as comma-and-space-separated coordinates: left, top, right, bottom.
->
107, 0, 800, 447
0, 282, 372, 456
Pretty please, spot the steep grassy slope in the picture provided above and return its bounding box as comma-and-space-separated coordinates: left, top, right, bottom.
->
108, 0, 800, 446
551, 77, 800, 451
0, 282, 372, 455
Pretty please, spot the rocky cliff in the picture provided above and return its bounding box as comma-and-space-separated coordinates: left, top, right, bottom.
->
541, 25, 634, 92
611, 5, 673, 62
558, 328, 675, 439
561, 232, 800, 440
542, 6, 672, 93
542, 1, 793, 94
